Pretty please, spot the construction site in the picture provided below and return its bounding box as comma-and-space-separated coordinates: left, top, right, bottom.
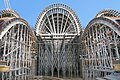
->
0, 0, 120, 80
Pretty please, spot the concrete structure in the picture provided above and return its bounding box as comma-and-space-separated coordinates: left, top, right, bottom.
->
81, 9, 120, 80
0, 9, 37, 80
35, 4, 82, 78
0, 3, 120, 80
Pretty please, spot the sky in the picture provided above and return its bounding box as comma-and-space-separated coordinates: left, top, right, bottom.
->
0, 0, 120, 29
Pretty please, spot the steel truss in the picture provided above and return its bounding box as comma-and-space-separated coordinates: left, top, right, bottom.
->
35, 4, 82, 78
0, 9, 36, 80
81, 9, 120, 80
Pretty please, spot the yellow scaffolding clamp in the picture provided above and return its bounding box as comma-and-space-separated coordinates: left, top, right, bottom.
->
113, 59, 120, 71
0, 61, 10, 72
113, 64, 120, 71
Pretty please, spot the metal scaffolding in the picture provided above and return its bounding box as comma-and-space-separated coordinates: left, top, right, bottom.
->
0, 9, 36, 80
81, 9, 120, 80
35, 4, 82, 79
0, 3, 120, 80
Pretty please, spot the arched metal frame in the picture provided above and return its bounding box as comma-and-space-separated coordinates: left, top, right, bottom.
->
35, 4, 81, 35
35, 4, 82, 78
0, 9, 36, 80
81, 9, 120, 80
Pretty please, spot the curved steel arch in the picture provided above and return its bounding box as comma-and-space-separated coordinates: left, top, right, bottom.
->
35, 4, 81, 35
0, 18, 34, 39
0, 9, 20, 18
82, 10, 120, 80
83, 17, 120, 37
